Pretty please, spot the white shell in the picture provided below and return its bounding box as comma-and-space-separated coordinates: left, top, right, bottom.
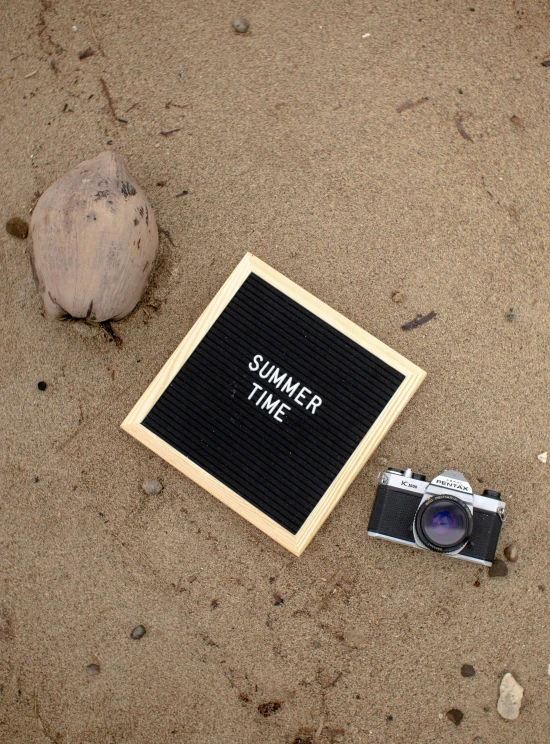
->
497, 672, 523, 721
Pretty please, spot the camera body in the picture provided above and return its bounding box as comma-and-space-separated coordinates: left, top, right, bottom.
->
368, 468, 505, 565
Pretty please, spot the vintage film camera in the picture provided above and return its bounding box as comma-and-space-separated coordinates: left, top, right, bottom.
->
368, 468, 506, 565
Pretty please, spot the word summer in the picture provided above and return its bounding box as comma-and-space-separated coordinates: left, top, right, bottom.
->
247, 354, 323, 423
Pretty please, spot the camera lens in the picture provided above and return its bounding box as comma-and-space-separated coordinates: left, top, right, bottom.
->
415, 496, 473, 552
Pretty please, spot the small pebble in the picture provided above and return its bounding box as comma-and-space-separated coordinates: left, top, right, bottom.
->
504, 543, 518, 562
130, 625, 146, 640
86, 663, 100, 676
232, 18, 249, 33
488, 559, 508, 577
537, 451, 547, 464
376, 457, 388, 467
505, 309, 515, 321
72, 25, 78, 31
37, 381, 47, 391
458, 88, 463, 94
461, 663, 475, 678
392, 291, 405, 303
473, 739, 485, 744
141, 478, 163, 496
497, 672, 523, 720
6, 217, 29, 239
446, 708, 463, 726
513, 74, 521, 80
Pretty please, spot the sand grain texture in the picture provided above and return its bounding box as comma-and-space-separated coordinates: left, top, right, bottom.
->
1, 1, 549, 742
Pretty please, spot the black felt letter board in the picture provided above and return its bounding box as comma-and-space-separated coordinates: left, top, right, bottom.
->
123, 254, 425, 555
142, 274, 404, 533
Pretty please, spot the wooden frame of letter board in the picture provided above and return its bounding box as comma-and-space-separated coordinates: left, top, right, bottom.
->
121, 253, 426, 556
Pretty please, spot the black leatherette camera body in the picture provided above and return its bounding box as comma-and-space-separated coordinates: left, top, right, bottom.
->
368, 469, 505, 565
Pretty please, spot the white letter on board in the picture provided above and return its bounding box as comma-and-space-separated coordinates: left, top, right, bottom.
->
248, 382, 263, 401
306, 395, 323, 414
269, 367, 287, 388
249, 355, 263, 372
294, 386, 312, 407
281, 377, 300, 398
261, 394, 281, 414
259, 362, 275, 380
274, 403, 291, 422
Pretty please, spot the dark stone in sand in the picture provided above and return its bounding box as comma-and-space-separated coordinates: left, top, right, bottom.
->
6, 217, 29, 239
489, 559, 508, 577
446, 708, 464, 725
232, 18, 249, 33
131, 625, 146, 640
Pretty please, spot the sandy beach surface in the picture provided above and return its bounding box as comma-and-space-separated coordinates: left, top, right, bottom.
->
1, 1, 550, 742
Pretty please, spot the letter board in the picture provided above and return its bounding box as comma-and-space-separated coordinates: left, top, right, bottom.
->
122, 254, 425, 555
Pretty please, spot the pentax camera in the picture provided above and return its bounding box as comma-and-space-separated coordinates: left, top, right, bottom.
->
368, 468, 506, 565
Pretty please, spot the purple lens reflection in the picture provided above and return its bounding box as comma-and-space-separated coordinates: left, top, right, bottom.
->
421, 499, 469, 547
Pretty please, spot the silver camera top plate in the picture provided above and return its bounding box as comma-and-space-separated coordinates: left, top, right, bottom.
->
379, 469, 505, 514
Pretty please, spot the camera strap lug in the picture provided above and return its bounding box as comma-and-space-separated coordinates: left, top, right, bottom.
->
497, 506, 506, 522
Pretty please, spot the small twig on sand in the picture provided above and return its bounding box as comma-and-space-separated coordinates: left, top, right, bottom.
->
88, 16, 104, 55
402, 311, 437, 331
160, 128, 182, 136
100, 320, 123, 347
78, 47, 95, 60
396, 97, 428, 113
100, 77, 117, 121
313, 716, 325, 744
455, 114, 473, 142
165, 100, 191, 109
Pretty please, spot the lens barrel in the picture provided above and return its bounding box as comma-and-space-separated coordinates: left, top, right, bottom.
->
414, 494, 473, 553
